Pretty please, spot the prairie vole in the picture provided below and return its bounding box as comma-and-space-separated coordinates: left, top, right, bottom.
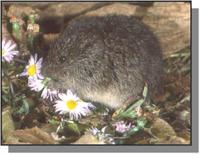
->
42, 15, 162, 108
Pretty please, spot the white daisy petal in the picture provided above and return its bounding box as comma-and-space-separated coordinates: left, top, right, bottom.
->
7, 44, 16, 51
28, 78, 45, 92
4, 40, 11, 49
54, 90, 95, 120
34, 54, 38, 63
21, 54, 43, 79
41, 87, 48, 99
66, 90, 80, 101
2, 39, 19, 63
58, 93, 69, 101
67, 90, 73, 96
37, 73, 44, 80
2, 39, 5, 47
19, 71, 28, 77
4, 56, 11, 62
37, 57, 43, 66
11, 50, 19, 55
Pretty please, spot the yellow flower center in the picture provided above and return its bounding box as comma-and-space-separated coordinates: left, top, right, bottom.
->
27, 64, 36, 76
66, 100, 78, 110
2, 49, 6, 56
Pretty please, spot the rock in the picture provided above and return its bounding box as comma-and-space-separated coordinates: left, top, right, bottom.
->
155, 136, 190, 144
73, 134, 104, 144
41, 2, 112, 19
82, 2, 190, 56
2, 1, 58, 9
4, 2, 190, 55
143, 2, 190, 56
150, 118, 176, 139
38, 2, 113, 33
7, 5, 39, 18
83, 3, 142, 17
2, 106, 15, 142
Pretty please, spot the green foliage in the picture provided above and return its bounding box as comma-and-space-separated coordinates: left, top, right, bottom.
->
11, 21, 22, 39
13, 96, 30, 115
27, 14, 37, 24
48, 116, 60, 125
115, 84, 148, 120
142, 83, 148, 98
123, 117, 147, 137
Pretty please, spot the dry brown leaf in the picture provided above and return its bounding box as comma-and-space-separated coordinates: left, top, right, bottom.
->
10, 127, 57, 144
150, 118, 176, 139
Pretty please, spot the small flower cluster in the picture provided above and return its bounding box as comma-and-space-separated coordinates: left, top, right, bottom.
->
19, 54, 58, 101
113, 121, 133, 133
2, 39, 95, 121
19, 54, 95, 120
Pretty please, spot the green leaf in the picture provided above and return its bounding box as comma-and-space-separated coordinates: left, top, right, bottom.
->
137, 117, 147, 128
65, 121, 81, 136
118, 110, 137, 119
48, 118, 60, 125
116, 99, 145, 119
132, 126, 140, 132
125, 99, 145, 113
137, 120, 146, 128
12, 22, 20, 32
2, 95, 9, 103
124, 126, 140, 137
42, 77, 51, 86
16, 98, 29, 115
28, 14, 36, 24
142, 83, 148, 98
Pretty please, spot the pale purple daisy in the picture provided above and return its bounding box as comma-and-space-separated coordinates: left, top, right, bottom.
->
28, 77, 58, 101
113, 121, 132, 133
28, 78, 45, 92
54, 90, 95, 120
2, 39, 19, 62
41, 87, 58, 101
20, 54, 43, 79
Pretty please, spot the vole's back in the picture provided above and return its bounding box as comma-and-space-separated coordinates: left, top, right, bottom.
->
42, 15, 162, 108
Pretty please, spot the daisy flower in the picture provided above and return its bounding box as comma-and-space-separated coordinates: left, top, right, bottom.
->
41, 87, 58, 101
28, 78, 45, 92
2, 39, 19, 62
28, 77, 58, 101
20, 54, 43, 79
113, 121, 133, 133
54, 90, 95, 120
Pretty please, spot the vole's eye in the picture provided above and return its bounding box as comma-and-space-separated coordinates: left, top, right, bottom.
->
59, 56, 66, 63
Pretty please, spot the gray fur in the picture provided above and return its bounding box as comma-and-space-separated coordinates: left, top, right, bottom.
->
42, 15, 163, 108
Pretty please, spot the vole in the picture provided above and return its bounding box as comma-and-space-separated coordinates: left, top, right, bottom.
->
42, 15, 163, 108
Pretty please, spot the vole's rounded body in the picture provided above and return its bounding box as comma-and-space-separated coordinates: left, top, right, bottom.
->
42, 15, 162, 108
